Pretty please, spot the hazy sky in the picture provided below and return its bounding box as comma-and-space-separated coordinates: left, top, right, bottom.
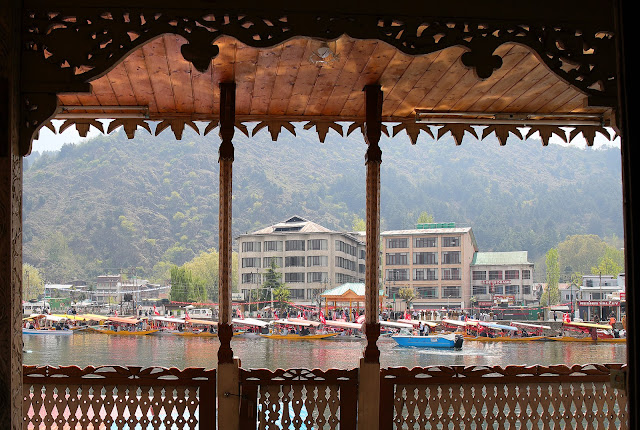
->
30, 120, 621, 154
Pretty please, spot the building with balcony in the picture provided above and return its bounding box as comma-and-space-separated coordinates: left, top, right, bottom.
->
470, 251, 536, 308
578, 273, 626, 321
381, 223, 478, 310
237, 216, 366, 306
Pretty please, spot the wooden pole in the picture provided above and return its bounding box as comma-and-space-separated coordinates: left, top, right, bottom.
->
217, 82, 236, 364
363, 84, 382, 363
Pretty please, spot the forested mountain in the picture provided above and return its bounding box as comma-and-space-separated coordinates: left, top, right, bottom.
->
23, 125, 623, 283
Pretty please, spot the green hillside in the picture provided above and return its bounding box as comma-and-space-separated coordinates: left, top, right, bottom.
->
23, 126, 623, 283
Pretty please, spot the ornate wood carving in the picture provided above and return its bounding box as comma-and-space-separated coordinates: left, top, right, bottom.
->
19, 3, 617, 154
23, 365, 216, 430
380, 364, 627, 430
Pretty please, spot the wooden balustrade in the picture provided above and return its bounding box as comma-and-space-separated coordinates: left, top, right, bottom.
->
22, 364, 628, 429
239, 368, 359, 430
380, 364, 628, 430
23, 365, 216, 430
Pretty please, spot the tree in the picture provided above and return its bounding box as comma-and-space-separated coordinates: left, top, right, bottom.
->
541, 248, 560, 306
398, 287, 416, 310
351, 215, 366, 232
22, 264, 45, 300
273, 283, 291, 311
170, 266, 206, 303
591, 255, 623, 277
262, 260, 285, 307
417, 211, 434, 224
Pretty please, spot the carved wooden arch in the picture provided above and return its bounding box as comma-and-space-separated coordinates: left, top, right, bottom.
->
20, 4, 617, 155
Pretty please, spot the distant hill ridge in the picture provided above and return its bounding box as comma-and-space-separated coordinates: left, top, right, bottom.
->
23, 127, 623, 282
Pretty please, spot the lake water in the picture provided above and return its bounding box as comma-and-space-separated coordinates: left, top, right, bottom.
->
23, 332, 627, 369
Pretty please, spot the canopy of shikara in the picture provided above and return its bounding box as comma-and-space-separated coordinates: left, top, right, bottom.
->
21, 0, 618, 153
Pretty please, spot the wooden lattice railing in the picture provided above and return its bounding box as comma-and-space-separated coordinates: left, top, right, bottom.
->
380, 364, 628, 430
23, 365, 216, 430
239, 368, 359, 430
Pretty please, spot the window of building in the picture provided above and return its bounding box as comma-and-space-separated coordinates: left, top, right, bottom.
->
289, 289, 305, 299
505, 270, 520, 280
442, 286, 461, 299
442, 268, 461, 280
336, 273, 357, 284
413, 252, 437, 265
306, 288, 324, 300
263, 256, 283, 268
414, 237, 437, 248
416, 287, 438, 299
414, 268, 437, 281
472, 271, 487, 280
442, 236, 460, 247
472, 285, 487, 295
285, 240, 305, 251
336, 256, 357, 271
285, 272, 305, 283
241, 273, 261, 284
242, 257, 261, 268
386, 238, 408, 249
264, 240, 283, 252
359, 264, 365, 274
505, 285, 519, 295
285, 256, 305, 267
522, 270, 531, 280
522, 285, 531, 295
492, 286, 504, 295
441, 251, 460, 264
586, 279, 594, 287
386, 253, 408, 265
307, 239, 328, 250
591, 292, 601, 300
360, 249, 366, 260
307, 255, 328, 267
307, 272, 328, 283
489, 270, 503, 280
335, 240, 357, 256
385, 269, 409, 281
242, 241, 261, 252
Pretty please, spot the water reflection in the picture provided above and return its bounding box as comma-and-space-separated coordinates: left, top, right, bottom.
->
23, 333, 627, 370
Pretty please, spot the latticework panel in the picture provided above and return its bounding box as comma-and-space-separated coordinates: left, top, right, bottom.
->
22, 365, 216, 430
392, 382, 626, 430
257, 384, 341, 430
381, 364, 627, 430
240, 368, 358, 430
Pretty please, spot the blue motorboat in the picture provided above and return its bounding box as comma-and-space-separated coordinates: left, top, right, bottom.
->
391, 333, 463, 349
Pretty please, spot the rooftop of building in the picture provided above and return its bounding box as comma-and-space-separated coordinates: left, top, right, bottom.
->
471, 251, 532, 266
237, 216, 364, 244
321, 283, 385, 297
382, 225, 478, 251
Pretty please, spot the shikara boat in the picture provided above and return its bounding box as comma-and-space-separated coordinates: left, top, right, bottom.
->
260, 319, 338, 340
22, 314, 74, 335
89, 316, 159, 335
177, 318, 219, 337
547, 321, 627, 343
465, 322, 548, 342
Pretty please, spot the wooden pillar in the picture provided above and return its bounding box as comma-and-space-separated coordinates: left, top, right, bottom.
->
0, 0, 23, 427
359, 84, 383, 430
616, 1, 637, 426
217, 82, 239, 430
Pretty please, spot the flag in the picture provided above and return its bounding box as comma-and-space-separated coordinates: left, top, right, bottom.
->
319, 311, 326, 324
114, 310, 118, 317
404, 310, 410, 320
153, 306, 160, 316
356, 314, 365, 324
185, 311, 191, 321
236, 308, 244, 319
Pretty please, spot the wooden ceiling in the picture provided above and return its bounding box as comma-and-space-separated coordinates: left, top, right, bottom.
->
57, 34, 607, 122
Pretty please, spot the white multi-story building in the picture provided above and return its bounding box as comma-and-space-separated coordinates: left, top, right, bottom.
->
578, 273, 625, 320
470, 251, 536, 308
236, 216, 366, 305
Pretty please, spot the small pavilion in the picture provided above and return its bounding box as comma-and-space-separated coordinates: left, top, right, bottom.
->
321, 283, 385, 320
